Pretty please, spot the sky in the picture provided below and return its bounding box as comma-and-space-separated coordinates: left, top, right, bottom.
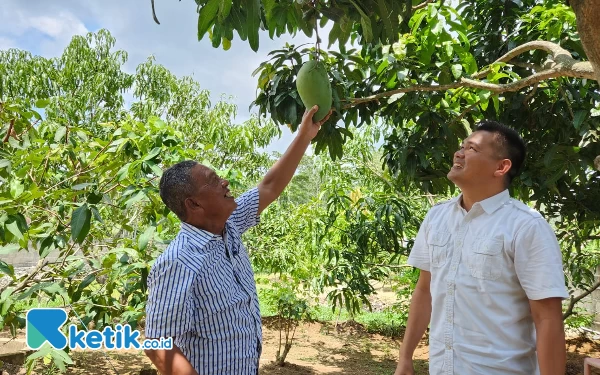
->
0, 0, 324, 153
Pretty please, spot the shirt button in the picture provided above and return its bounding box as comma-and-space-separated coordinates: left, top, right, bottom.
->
451, 265, 457, 271
446, 344, 452, 350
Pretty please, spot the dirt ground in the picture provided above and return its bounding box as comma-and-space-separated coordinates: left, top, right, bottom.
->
1, 319, 599, 375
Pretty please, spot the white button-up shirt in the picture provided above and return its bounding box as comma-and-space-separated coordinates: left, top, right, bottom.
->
408, 189, 569, 375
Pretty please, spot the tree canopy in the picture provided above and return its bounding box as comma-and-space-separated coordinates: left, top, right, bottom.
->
154, 0, 600, 312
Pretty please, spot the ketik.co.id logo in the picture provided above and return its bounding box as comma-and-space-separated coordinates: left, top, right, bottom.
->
26, 308, 69, 350
26, 308, 172, 350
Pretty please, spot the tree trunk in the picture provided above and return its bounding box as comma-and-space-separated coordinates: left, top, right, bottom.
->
571, 0, 600, 83
275, 343, 293, 366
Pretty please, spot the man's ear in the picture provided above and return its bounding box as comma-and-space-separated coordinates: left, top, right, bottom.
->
494, 159, 512, 178
184, 197, 203, 214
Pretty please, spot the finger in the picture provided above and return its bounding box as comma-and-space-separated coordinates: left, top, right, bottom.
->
317, 108, 333, 125
307, 105, 319, 117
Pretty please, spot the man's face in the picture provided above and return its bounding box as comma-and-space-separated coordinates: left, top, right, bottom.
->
447, 130, 506, 188
187, 165, 237, 221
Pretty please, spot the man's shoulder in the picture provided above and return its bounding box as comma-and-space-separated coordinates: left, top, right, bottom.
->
429, 196, 458, 213
508, 199, 543, 219
150, 232, 211, 275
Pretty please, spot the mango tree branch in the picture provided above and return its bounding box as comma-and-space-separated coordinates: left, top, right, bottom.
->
563, 279, 600, 320
345, 41, 595, 108
413, 0, 436, 10
3, 119, 15, 143
471, 41, 574, 79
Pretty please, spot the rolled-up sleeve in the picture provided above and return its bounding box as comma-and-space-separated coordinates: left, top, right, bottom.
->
230, 187, 260, 234
514, 218, 569, 301
145, 259, 196, 339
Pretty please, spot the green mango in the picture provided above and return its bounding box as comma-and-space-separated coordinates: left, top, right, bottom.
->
296, 60, 332, 122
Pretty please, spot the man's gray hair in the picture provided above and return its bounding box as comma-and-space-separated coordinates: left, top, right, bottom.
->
159, 160, 199, 220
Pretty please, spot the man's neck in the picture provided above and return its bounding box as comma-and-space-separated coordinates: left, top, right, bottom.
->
185, 218, 226, 236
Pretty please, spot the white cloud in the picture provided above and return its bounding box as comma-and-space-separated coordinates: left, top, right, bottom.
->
30, 12, 87, 39
0, 0, 336, 152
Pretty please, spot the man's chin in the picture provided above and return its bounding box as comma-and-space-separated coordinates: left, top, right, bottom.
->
447, 170, 461, 184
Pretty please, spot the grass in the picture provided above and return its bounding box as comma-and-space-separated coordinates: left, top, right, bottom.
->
259, 291, 407, 339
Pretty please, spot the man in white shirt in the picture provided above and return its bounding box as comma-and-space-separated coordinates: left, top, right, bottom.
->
394, 121, 569, 375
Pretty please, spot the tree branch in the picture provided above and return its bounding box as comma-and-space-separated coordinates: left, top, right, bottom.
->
563, 279, 600, 320
3, 119, 15, 143
8, 259, 50, 295
345, 41, 595, 108
413, 0, 435, 10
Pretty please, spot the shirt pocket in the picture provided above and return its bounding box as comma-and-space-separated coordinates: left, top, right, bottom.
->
428, 231, 451, 268
467, 236, 503, 280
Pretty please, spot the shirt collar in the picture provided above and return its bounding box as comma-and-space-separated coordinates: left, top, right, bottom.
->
453, 189, 510, 215
180, 222, 219, 247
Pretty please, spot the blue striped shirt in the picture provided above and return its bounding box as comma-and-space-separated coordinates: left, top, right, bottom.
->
145, 187, 262, 374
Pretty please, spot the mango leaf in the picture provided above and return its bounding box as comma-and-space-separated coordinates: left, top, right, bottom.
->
35, 98, 50, 108
71, 204, 91, 244
197, 0, 221, 40
138, 225, 156, 251
451, 64, 463, 79
142, 147, 161, 161
218, 0, 233, 22
5, 221, 23, 240
0, 261, 14, 277
376, 0, 394, 40
54, 126, 67, 143
246, 0, 260, 51
9, 179, 24, 199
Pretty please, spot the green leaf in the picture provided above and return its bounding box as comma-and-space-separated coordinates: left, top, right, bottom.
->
143, 147, 161, 161
71, 204, 91, 244
573, 110, 587, 129
87, 191, 103, 204
9, 179, 24, 199
197, 0, 221, 40
451, 64, 463, 79
124, 191, 147, 208
5, 221, 23, 240
138, 225, 156, 251
35, 99, 50, 108
116, 163, 131, 181
0, 244, 20, 255
144, 161, 163, 176
218, 0, 233, 22
77, 274, 96, 292
0, 261, 14, 277
246, 0, 260, 51
0, 159, 11, 170
90, 206, 103, 223
223, 37, 232, 50
348, 0, 372, 43
39, 236, 55, 258
54, 126, 67, 143
377, 0, 394, 41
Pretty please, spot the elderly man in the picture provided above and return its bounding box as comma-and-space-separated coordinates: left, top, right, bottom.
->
144, 105, 331, 375
395, 121, 569, 375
